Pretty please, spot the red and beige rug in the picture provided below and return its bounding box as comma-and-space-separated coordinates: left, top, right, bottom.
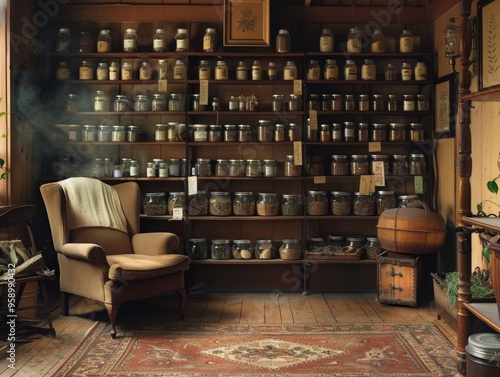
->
53, 322, 456, 376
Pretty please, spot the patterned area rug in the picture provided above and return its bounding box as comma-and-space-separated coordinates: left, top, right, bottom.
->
53, 322, 456, 376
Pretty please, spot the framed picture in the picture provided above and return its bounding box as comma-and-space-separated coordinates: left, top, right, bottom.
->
478, 0, 500, 90
223, 0, 270, 47
434, 74, 456, 138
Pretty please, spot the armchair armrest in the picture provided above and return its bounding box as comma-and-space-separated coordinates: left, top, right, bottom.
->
61, 243, 110, 270
131, 232, 180, 256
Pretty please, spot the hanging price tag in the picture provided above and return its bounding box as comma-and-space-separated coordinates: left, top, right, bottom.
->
414, 176, 424, 194
200, 80, 209, 105
172, 207, 183, 220
368, 142, 381, 152
293, 79, 302, 96
372, 161, 385, 186
359, 175, 375, 194
309, 110, 318, 130
188, 176, 198, 196
158, 79, 168, 93
293, 141, 303, 165
313, 176, 326, 184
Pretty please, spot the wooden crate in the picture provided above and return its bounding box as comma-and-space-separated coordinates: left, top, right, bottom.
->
377, 254, 423, 307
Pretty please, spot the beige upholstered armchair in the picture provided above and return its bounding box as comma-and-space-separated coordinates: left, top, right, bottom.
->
40, 177, 189, 338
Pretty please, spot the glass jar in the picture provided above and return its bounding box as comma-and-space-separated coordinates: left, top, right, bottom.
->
308, 94, 320, 112
197, 59, 211, 80
158, 59, 170, 80
388, 94, 398, 112
389, 123, 407, 141
284, 61, 297, 80
173, 59, 187, 80
331, 154, 349, 175
97, 125, 112, 142
329, 123, 341, 142
281, 194, 303, 216
152, 93, 167, 111
123, 28, 138, 52
409, 153, 426, 175
214, 159, 229, 177
238, 124, 252, 142
410, 123, 424, 141
307, 191, 328, 215
256, 120, 272, 142
121, 62, 133, 80
330, 94, 341, 111
96, 62, 108, 80
344, 59, 357, 80
94, 90, 108, 112
353, 192, 375, 216
268, 61, 277, 80
288, 123, 300, 141
211, 239, 232, 260
255, 239, 275, 259
232, 239, 253, 260
208, 124, 222, 142
276, 29, 291, 53
320, 124, 331, 142
347, 27, 362, 53
279, 239, 302, 260
403, 94, 415, 111
203, 27, 217, 52
398, 194, 420, 208
111, 125, 126, 142
320, 28, 334, 52
236, 60, 248, 80
307, 60, 320, 80
361, 59, 376, 80
371, 28, 385, 53
346, 236, 366, 250
370, 154, 390, 175
139, 61, 152, 80
350, 154, 369, 175
109, 61, 120, 80
169, 94, 184, 112
209, 192, 232, 216
91, 157, 105, 177
391, 154, 409, 175
401, 62, 412, 81
77, 31, 92, 52
256, 192, 280, 216
330, 191, 351, 216
66, 93, 79, 112
245, 159, 262, 177
376, 191, 396, 215
154, 124, 167, 141
365, 237, 383, 259
306, 155, 324, 176
224, 124, 237, 142
373, 94, 384, 111
415, 61, 427, 80
274, 124, 285, 142
215, 60, 228, 80
127, 126, 142, 142
328, 235, 345, 248
324, 59, 338, 80
175, 28, 189, 52
114, 95, 130, 112
321, 94, 331, 111
56, 27, 71, 53
233, 192, 255, 216
417, 95, 429, 111
143, 192, 168, 216
251, 60, 262, 80
56, 61, 70, 80
358, 95, 369, 111
195, 158, 211, 176
134, 94, 150, 111
229, 159, 245, 177
357, 123, 369, 141
188, 191, 208, 216
152, 28, 167, 52
385, 63, 396, 81
344, 121, 355, 141
79, 60, 93, 80
284, 154, 302, 177
271, 94, 285, 112
399, 29, 414, 53
82, 125, 97, 142
263, 159, 277, 177
169, 159, 181, 177
188, 238, 208, 260
129, 159, 140, 177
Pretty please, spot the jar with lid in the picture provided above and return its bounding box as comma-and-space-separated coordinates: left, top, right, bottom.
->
385, 63, 396, 81
173, 59, 187, 80
192, 124, 208, 142
96, 62, 108, 80
308, 94, 320, 111
224, 124, 237, 142
238, 124, 252, 142
344, 60, 357, 80
274, 124, 285, 142
320, 124, 331, 142
288, 123, 300, 141
320, 28, 334, 52
279, 239, 302, 260
93, 90, 108, 112
353, 192, 375, 216
77, 31, 92, 52
215, 159, 229, 177
331, 94, 342, 111
103, 158, 113, 177
307, 191, 328, 215
347, 27, 362, 53
307, 60, 320, 80
203, 27, 217, 52
370, 154, 389, 175
236, 61, 248, 80
245, 159, 262, 177
134, 95, 150, 111
281, 194, 303, 216
168, 192, 185, 215
208, 124, 222, 142
169, 159, 181, 176
358, 95, 369, 111
344, 121, 355, 141
121, 158, 132, 177
211, 239, 232, 260
215, 60, 228, 80
97, 125, 112, 142
121, 62, 133, 80
365, 237, 383, 259
320, 94, 331, 111
158, 59, 170, 80
56, 28, 71, 52
151, 93, 167, 111
127, 126, 142, 142
232, 239, 253, 260
388, 94, 398, 111
284, 61, 297, 80
66, 93, 79, 112
256, 192, 280, 216
324, 59, 338, 80
398, 194, 420, 208
188, 238, 207, 260
109, 61, 119, 80
229, 159, 245, 176
350, 154, 369, 175
328, 235, 345, 247
211, 97, 219, 112
139, 61, 152, 80
399, 29, 414, 53
370, 28, 385, 53
401, 62, 412, 81
410, 153, 426, 175
195, 158, 211, 176
276, 29, 291, 53
403, 95, 415, 111
331, 191, 351, 216
255, 239, 275, 259
143, 193, 168, 215
56, 61, 70, 80
417, 95, 429, 111
361, 59, 376, 80
91, 158, 105, 177
257, 120, 273, 141
209, 192, 232, 216
410, 123, 424, 141
267, 61, 277, 80
188, 191, 208, 216
271, 94, 285, 112
123, 28, 138, 52
330, 154, 349, 175
306, 156, 324, 176
175, 28, 189, 51
346, 236, 366, 250
233, 192, 255, 216
251, 60, 262, 80
376, 191, 396, 215
373, 94, 384, 111
190, 94, 204, 111
289, 94, 302, 111
82, 125, 97, 142
130, 159, 140, 177
389, 123, 407, 141
158, 161, 168, 177
306, 119, 317, 142
154, 124, 167, 141
414, 62, 427, 80
357, 123, 369, 142
111, 125, 126, 142
79, 60, 93, 80
152, 28, 167, 52
391, 154, 409, 175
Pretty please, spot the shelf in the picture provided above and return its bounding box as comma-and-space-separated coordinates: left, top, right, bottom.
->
47, 52, 187, 59
101, 177, 185, 181
464, 302, 500, 332
189, 259, 302, 265
305, 215, 379, 220
194, 176, 304, 181
53, 79, 186, 85
188, 216, 305, 221
462, 87, 500, 102
462, 216, 500, 233
186, 111, 304, 116
305, 52, 431, 59
186, 79, 298, 86
188, 52, 305, 59
69, 111, 185, 116
305, 80, 430, 86
139, 214, 173, 220
70, 141, 185, 146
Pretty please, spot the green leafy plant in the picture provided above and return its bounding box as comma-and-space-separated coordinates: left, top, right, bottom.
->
476, 174, 500, 214
443, 271, 494, 309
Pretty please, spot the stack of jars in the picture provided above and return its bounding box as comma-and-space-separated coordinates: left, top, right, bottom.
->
328, 154, 426, 176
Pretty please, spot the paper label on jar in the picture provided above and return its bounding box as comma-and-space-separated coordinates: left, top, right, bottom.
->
172, 207, 183, 220
97, 41, 110, 52
369, 142, 381, 152
188, 176, 197, 196
371, 40, 385, 53
373, 161, 385, 186
320, 36, 333, 52
153, 39, 165, 51
79, 66, 93, 80
123, 39, 136, 50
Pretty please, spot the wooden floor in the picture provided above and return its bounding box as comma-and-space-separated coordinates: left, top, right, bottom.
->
0, 291, 457, 376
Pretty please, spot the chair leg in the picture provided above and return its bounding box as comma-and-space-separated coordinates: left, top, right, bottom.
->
176, 289, 187, 319
61, 292, 70, 316
104, 302, 121, 339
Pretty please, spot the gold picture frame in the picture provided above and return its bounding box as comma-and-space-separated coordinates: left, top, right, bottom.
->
224, 0, 270, 47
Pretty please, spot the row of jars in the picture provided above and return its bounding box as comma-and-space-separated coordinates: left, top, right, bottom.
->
85, 158, 188, 178
188, 237, 302, 261
307, 93, 429, 113
307, 121, 425, 142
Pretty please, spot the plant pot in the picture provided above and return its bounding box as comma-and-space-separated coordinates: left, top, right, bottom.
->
484, 243, 500, 320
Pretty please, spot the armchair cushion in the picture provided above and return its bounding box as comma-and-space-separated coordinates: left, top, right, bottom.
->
107, 254, 189, 282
